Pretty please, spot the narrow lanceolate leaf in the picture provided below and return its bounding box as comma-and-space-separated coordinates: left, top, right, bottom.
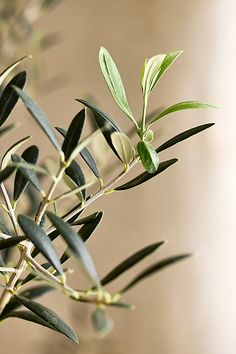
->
13, 295, 79, 343
0, 285, 54, 319
137, 141, 159, 174
91, 308, 113, 337
149, 101, 218, 125
101, 241, 165, 286
0, 235, 26, 250
0, 166, 15, 183
47, 212, 101, 288
0, 71, 27, 127
76, 99, 123, 159
111, 132, 133, 164
156, 123, 215, 153
0, 56, 30, 86
56, 126, 101, 179
71, 212, 100, 226
12, 154, 41, 193
13, 87, 62, 153
120, 254, 191, 293
13, 145, 39, 201
1, 135, 31, 169
18, 215, 63, 275
115, 158, 178, 190
4, 311, 57, 332
0, 123, 18, 138
141, 54, 166, 97
78, 211, 103, 242
99, 47, 136, 125
62, 109, 85, 161
65, 160, 86, 200
155, 50, 183, 85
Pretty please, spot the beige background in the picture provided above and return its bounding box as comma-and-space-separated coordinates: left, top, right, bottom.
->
0, 0, 235, 353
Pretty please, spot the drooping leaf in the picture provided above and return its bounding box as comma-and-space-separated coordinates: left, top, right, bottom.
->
91, 308, 113, 337
18, 215, 63, 275
99, 47, 136, 125
115, 158, 178, 190
156, 123, 215, 153
155, 50, 183, 85
78, 211, 103, 242
0, 166, 15, 183
111, 132, 133, 164
62, 109, 85, 161
101, 241, 164, 286
11, 154, 41, 193
13, 295, 79, 343
56, 126, 101, 179
13, 145, 39, 201
0, 235, 26, 250
47, 212, 100, 288
1, 135, 31, 169
137, 141, 159, 174
141, 54, 166, 97
76, 99, 122, 159
4, 311, 56, 332
149, 101, 217, 125
65, 160, 86, 200
120, 254, 191, 293
0, 285, 54, 319
13, 87, 62, 153
0, 71, 27, 127
0, 56, 30, 87
71, 212, 99, 226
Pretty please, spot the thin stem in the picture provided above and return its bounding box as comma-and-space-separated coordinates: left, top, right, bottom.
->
0, 183, 19, 235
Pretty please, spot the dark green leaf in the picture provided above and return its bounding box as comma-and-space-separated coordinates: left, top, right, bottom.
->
4, 311, 56, 331
13, 295, 78, 343
78, 211, 103, 242
0, 235, 26, 250
13, 145, 39, 201
1, 135, 31, 169
156, 123, 215, 153
76, 99, 122, 159
115, 158, 178, 190
91, 308, 113, 337
18, 215, 63, 275
101, 241, 164, 286
65, 160, 86, 200
0, 285, 54, 319
0, 56, 30, 87
71, 212, 99, 226
62, 109, 85, 161
120, 254, 191, 293
11, 154, 41, 193
0, 71, 27, 127
13, 87, 62, 152
0, 165, 15, 183
47, 212, 100, 287
137, 141, 159, 174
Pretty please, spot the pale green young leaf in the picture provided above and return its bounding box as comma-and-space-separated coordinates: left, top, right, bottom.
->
99, 47, 137, 126
111, 132, 133, 165
141, 54, 165, 97
137, 141, 159, 174
149, 101, 217, 125
155, 50, 183, 84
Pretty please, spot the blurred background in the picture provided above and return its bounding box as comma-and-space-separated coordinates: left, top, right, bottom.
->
0, 0, 235, 353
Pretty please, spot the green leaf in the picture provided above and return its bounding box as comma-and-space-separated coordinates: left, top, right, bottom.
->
141, 54, 166, 97
65, 160, 86, 200
1, 135, 31, 169
76, 99, 123, 159
115, 158, 178, 190
11, 154, 41, 193
156, 123, 215, 153
13, 145, 39, 200
78, 211, 103, 242
101, 241, 164, 286
4, 311, 57, 331
0, 166, 15, 183
99, 47, 136, 125
13, 87, 62, 153
137, 141, 159, 174
13, 295, 79, 343
149, 101, 217, 125
71, 212, 99, 226
91, 308, 113, 337
62, 109, 85, 161
18, 215, 63, 275
56, 126, 101, 179
47, 212, 101, 288
0, 285, 54, 319
155, 50, 183, 85
111, 132, 133, 164
0, 56, 30, 87
0, 235, 26, 250
0, 71, 27, 127
120, 254, 191, 293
